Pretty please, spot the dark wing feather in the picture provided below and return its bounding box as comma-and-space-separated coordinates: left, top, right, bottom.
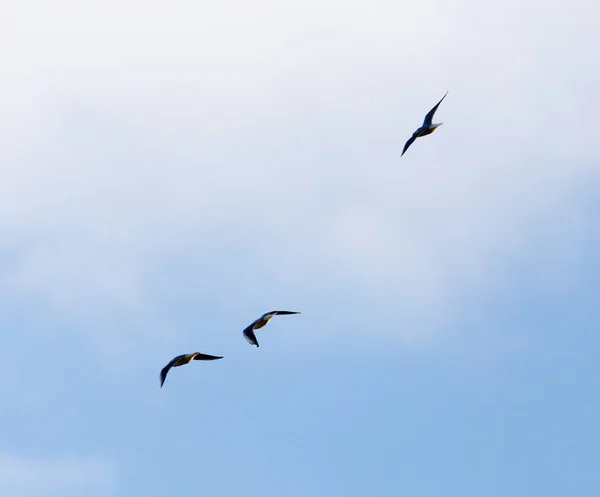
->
401, 134, 418, 156
422, 91, 448, 127
159, 356, 183, 388
193, 353, 224, 361
243, 325, 259, 347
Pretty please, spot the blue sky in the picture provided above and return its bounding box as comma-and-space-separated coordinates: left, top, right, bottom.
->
1, 1, 599, 495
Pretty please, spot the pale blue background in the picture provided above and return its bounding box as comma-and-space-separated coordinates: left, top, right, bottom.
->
1, 1, 599, 495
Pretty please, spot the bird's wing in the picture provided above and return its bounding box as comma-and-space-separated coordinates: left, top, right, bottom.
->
193, 353, 224, 361
243, 325, 259, 347
272, 311, 301, 315
422, 91, 448, 127
159, 355, 183, 388
401, 134, 418, 156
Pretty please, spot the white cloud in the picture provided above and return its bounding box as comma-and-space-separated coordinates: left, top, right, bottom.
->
0, 453, 116, 497
0, 0, 598, 356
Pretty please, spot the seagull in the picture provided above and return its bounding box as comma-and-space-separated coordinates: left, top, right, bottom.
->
243, 310, 300, 347
401, 91, 448, 157
159, 352, 223, 388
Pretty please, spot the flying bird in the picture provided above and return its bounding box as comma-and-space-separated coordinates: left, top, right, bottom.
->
401, 91, 448, 157
243, 310, 300, 347
159, 352, 223, 388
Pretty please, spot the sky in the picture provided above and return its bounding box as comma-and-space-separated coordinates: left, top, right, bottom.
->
1, 0, 599, 495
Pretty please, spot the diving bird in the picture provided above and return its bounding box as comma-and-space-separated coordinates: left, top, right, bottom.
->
243, 310, 300, 347
401, 91, 448, 157
159, 352, 223, 388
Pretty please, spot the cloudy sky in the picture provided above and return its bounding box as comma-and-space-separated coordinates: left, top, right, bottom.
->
1, 1, 599, 495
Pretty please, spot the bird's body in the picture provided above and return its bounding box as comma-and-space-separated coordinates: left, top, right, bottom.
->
401, 91, 448, 156
159, 352, 223, 388
417, 124, 443, 137
243, 310, 300, 347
